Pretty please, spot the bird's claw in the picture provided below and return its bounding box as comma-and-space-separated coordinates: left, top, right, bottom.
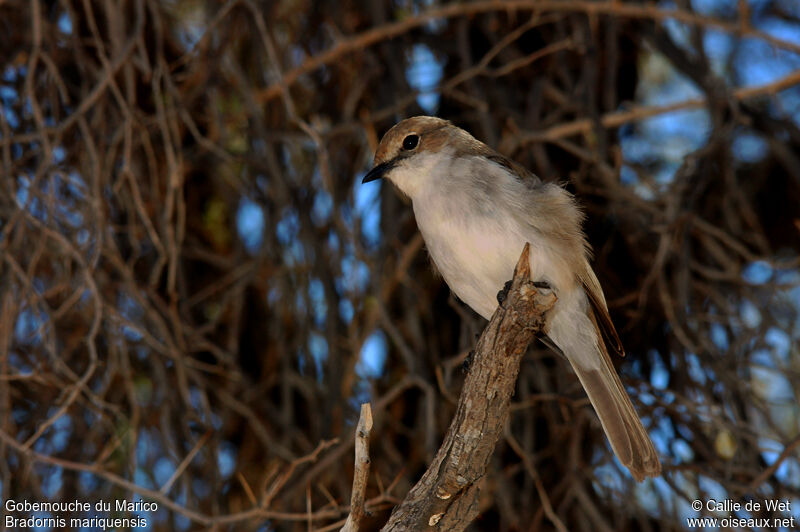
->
496, 280, 514, 304
533, 280, 554, 296
462, 350, 475, 373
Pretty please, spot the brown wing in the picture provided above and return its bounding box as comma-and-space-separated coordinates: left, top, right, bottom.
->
581, 267, 625, 357
482, 151, 543, 188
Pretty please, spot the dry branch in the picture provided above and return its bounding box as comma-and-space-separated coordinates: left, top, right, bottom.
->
381, 244, 556, 531
511, 68, 800, 147
341, 403, 374, 532
257, 0, 800, 102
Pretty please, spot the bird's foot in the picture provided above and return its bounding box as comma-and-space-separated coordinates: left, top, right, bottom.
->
533, 280, 553, 295
462, 350, 475, 373
496, 280, 514, 304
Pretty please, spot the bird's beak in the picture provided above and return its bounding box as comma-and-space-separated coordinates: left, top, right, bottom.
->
362, 160, 395, 184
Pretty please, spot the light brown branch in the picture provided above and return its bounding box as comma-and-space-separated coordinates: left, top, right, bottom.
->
341, 403, 374, 532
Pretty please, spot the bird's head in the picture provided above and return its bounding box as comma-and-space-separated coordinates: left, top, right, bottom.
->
362, 116, 482, 199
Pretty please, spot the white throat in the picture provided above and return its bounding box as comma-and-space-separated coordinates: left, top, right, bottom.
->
387, 149, 455, 199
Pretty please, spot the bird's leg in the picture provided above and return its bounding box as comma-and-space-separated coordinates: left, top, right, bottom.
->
499, 280, 553, 304
496, 280, 514, 304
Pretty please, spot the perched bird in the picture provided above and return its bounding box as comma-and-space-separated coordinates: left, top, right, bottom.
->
362, 116, 660, 481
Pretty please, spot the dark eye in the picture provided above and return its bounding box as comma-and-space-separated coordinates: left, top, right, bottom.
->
402, 134, 419, 150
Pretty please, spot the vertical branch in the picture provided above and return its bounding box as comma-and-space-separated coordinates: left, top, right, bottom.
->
341, 403, 374, 532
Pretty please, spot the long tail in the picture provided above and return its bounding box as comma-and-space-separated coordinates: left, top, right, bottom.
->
548, 292, 661, 481
569, 342, 661, 481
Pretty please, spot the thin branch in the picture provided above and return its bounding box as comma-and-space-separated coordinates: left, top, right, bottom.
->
159, 430, 212, 495
510, 68, 800, 147
341, 403, 374, 532
257, 1, 800, 102
747, 436, 800, 493
0, 428, 342, 527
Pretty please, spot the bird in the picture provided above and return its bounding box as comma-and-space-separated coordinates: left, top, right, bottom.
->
362, 116, 661, 481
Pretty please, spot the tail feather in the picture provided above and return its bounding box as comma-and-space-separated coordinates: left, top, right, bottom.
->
571, 355, 661, 481
548, 289, 661, 481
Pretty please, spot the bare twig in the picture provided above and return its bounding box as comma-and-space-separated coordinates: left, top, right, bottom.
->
257, 0, 800, 102
510, 68, 800, 148
341, 403, 375, 532
747, 436, 800, 493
